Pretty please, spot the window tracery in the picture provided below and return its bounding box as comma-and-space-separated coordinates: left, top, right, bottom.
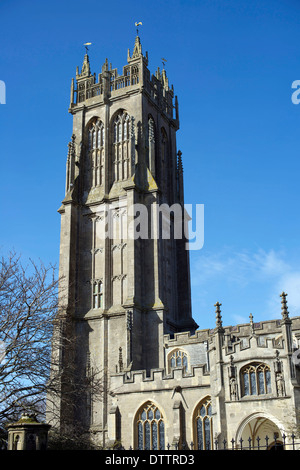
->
112, 111, 131, 181
241, 363, 271, 397
87, 119, 104, 187
168, 349, 188, 372
136, 402, 165, 450
194, 397, 213, 450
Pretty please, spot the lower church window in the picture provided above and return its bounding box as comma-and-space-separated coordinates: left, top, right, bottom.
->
194, 397, 213, 450
136, 402, 165, 450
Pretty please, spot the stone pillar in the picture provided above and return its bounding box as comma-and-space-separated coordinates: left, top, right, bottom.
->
7, 414, 51, 450
107, 405, 121, 447
172, 400, 182, 449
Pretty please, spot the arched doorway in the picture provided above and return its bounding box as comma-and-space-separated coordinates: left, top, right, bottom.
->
236, 413, 285, 450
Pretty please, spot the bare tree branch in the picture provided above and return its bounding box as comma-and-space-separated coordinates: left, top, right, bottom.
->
0, 251, 104, 449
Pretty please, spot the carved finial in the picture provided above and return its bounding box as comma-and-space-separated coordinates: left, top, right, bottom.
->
177, 150, 183, 173
280, 292, 289, 320
127, 310, 133, 330
80, 52, 91, 77
118, 347, 123, 372
132, 35, 142, 58
249, 313, 255, 334
215, 302, 222, 328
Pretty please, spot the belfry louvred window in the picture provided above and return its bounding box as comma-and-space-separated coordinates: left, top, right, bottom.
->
112, 111, 130, 181
87, 119, 104, 187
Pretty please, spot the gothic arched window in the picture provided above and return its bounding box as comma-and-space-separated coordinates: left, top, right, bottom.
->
136, 402, 165, 450
87, 119, 104, 187
168, 349, 189, 373
241, 363, 271, 397
112, 111, 131, 182
193, 397, 213, 450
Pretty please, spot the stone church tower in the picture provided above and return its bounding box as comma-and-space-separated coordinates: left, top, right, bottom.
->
48, 34, 198, 443
47, 35, 300, 451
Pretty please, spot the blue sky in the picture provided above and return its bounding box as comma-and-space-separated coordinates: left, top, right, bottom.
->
1, 0, 300, 329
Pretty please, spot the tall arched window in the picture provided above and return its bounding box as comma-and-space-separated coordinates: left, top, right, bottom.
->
136, 402, 165, 450
194, 397, 213, 450
112, 111, 130, 182
87, 119, 104, 187
241, 363, 271, 397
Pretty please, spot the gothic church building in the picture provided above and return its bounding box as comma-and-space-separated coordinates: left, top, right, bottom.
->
47, 35, 300, 450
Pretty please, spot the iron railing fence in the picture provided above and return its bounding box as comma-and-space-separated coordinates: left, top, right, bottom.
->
116, 434, 300, 451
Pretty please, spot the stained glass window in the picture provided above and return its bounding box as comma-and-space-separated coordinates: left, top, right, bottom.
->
136, 402, 165, 450
241, 363, 271, 397
194, 397, 213, 450
169, 350, 189, 372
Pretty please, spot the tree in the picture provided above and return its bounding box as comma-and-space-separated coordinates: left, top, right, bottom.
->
0, 251, 104, 448
0, 251, 60, 424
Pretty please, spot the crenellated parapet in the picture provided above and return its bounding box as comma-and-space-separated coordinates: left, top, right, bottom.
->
110, 362, 210, 392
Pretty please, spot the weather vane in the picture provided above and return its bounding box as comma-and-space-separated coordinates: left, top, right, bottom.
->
135, 21, 142, 35
84, 42, 92, 53
161, 57, 167, 69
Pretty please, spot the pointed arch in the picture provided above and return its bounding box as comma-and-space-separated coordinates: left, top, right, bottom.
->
192, 396, 213, 450
85, 117, 105, 188
134, 401, 165, 450
111, 110, 131, 182
167, 347, 189, 374
235, 412, 286, 449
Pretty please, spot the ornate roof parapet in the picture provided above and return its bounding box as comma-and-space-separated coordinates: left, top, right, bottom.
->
69, 36, 177, 124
